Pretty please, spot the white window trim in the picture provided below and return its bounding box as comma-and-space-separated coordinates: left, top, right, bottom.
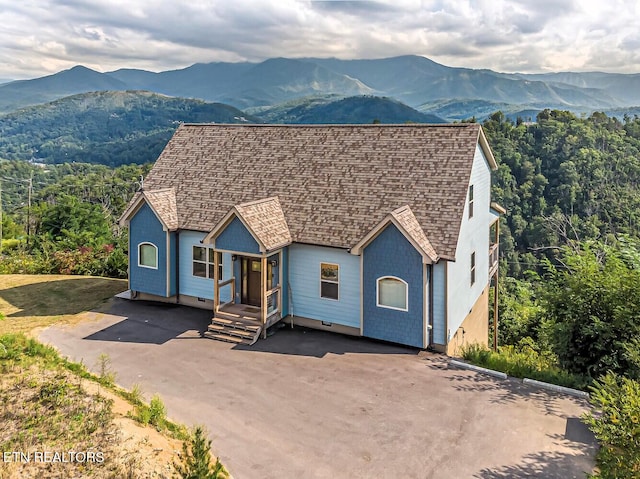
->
138, 242, 158, 270
376, 276, 409, 312
192, 246, 222, 280
320, 262, 340, 301
468, 184, 474, 219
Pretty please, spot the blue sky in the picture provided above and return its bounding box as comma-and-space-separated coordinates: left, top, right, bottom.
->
1, 0, 639, 80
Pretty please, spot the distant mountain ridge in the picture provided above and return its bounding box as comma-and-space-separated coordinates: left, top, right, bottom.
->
0, 91, 441, 166
1, 56, 639, 118
0, 91, 258, 166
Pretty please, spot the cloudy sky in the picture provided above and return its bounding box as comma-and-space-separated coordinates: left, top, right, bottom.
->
1, 0, 639, 80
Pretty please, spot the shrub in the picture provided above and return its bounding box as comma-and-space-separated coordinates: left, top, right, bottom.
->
173, 426, 227, 479
148, 395, 167, 427
461, 340, 588, 390
541, 243, 640, 380
583, 373, 640, 478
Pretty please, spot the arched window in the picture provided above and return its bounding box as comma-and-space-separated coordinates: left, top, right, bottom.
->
138, 242, 158, 269
377, 276, 408, 311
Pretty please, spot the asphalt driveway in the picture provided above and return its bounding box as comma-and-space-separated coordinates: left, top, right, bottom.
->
40, 299, 596, 478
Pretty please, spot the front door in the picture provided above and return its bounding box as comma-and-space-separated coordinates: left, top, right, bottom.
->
241, 258, 273, 308
246, 259, 262, 307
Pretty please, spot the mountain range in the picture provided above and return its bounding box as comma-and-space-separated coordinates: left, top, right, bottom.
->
0, 90, 443, 166
1, 55, 639, 120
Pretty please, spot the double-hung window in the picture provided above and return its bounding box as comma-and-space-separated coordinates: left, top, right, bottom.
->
320, 263, 339, 300
193, 246, 222, 279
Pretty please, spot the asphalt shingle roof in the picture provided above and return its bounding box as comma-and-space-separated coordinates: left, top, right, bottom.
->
143, 188, 178, 231
137, 123, 487, 259
390, 205, 438, 262
231, 197, 292, 252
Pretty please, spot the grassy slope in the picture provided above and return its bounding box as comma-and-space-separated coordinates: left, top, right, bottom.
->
0, 274, 127, 335
0, 274, 227, 478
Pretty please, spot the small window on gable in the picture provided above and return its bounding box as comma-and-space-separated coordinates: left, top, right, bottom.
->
377, 277, 408, 311
470, 251, 476, 286
138, 243, 158, 269
320, 263, 339, 300
468, 184, 474, 218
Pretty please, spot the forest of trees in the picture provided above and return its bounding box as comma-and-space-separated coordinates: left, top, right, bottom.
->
1, 109, 639, 476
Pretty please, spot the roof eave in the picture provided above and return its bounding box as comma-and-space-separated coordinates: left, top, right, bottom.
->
478, 126, 498, 171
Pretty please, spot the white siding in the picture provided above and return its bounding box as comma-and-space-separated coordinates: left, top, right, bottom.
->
446, 144, 492, 340
178, 230, 232, 302
288, 244, 360, 328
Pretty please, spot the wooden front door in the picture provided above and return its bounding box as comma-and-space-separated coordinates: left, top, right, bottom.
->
241, 257, 273, 308
242, 258, 262, 307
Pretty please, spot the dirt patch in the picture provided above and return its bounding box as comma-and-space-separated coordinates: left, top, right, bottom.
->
0, 364, 182, 479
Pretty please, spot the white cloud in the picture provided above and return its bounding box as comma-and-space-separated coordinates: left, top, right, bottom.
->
0, 0, 638, 79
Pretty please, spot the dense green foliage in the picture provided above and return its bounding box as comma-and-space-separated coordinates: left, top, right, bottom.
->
252, 95, 444, 124
583, 373, 640, 479
484, 110, 640, 277
0, 160, 149, 277
541, 241, 640, 380
0, 91, 258, 166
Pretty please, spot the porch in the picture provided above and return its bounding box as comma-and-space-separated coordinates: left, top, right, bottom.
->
203, 253, 284, 346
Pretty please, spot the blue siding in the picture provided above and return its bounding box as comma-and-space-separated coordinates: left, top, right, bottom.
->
178, 230, 231, 302
216, 217, 260, 254
432, 261, 447, 345
363, 224, 424, 348
288, 244, 360, 328
130, 203, 167, 297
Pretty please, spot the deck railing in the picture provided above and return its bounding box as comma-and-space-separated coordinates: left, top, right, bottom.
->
266, 285, 281, 317
489, 244, 499, 276
216, 277, 235, 309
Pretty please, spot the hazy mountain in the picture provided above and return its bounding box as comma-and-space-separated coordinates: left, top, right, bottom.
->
1, 56, 639, 117
0, 90, 258, 166
515, 71, 640, 105
307, 56, 619, 108
0, 66, 128, 113
250, 95, 444, 124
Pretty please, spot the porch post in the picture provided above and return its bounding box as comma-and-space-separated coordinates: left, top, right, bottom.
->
261, 255, 267, 339
278, 249, 283, 317
493, 218, 499, 351
213, 249, 220, 314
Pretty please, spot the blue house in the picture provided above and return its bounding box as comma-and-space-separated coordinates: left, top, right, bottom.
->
120, 124, 503, 354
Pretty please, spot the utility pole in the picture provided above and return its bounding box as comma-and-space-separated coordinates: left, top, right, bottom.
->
26, 171, 32, 245
0, 181, 3, 256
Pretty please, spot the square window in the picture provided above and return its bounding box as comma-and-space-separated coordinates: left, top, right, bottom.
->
193, 246, 206, 261
193, 262, 207, 277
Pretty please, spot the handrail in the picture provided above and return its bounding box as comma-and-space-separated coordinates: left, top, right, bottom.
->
489, 244, 499, 275
217, 277, 236, 309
